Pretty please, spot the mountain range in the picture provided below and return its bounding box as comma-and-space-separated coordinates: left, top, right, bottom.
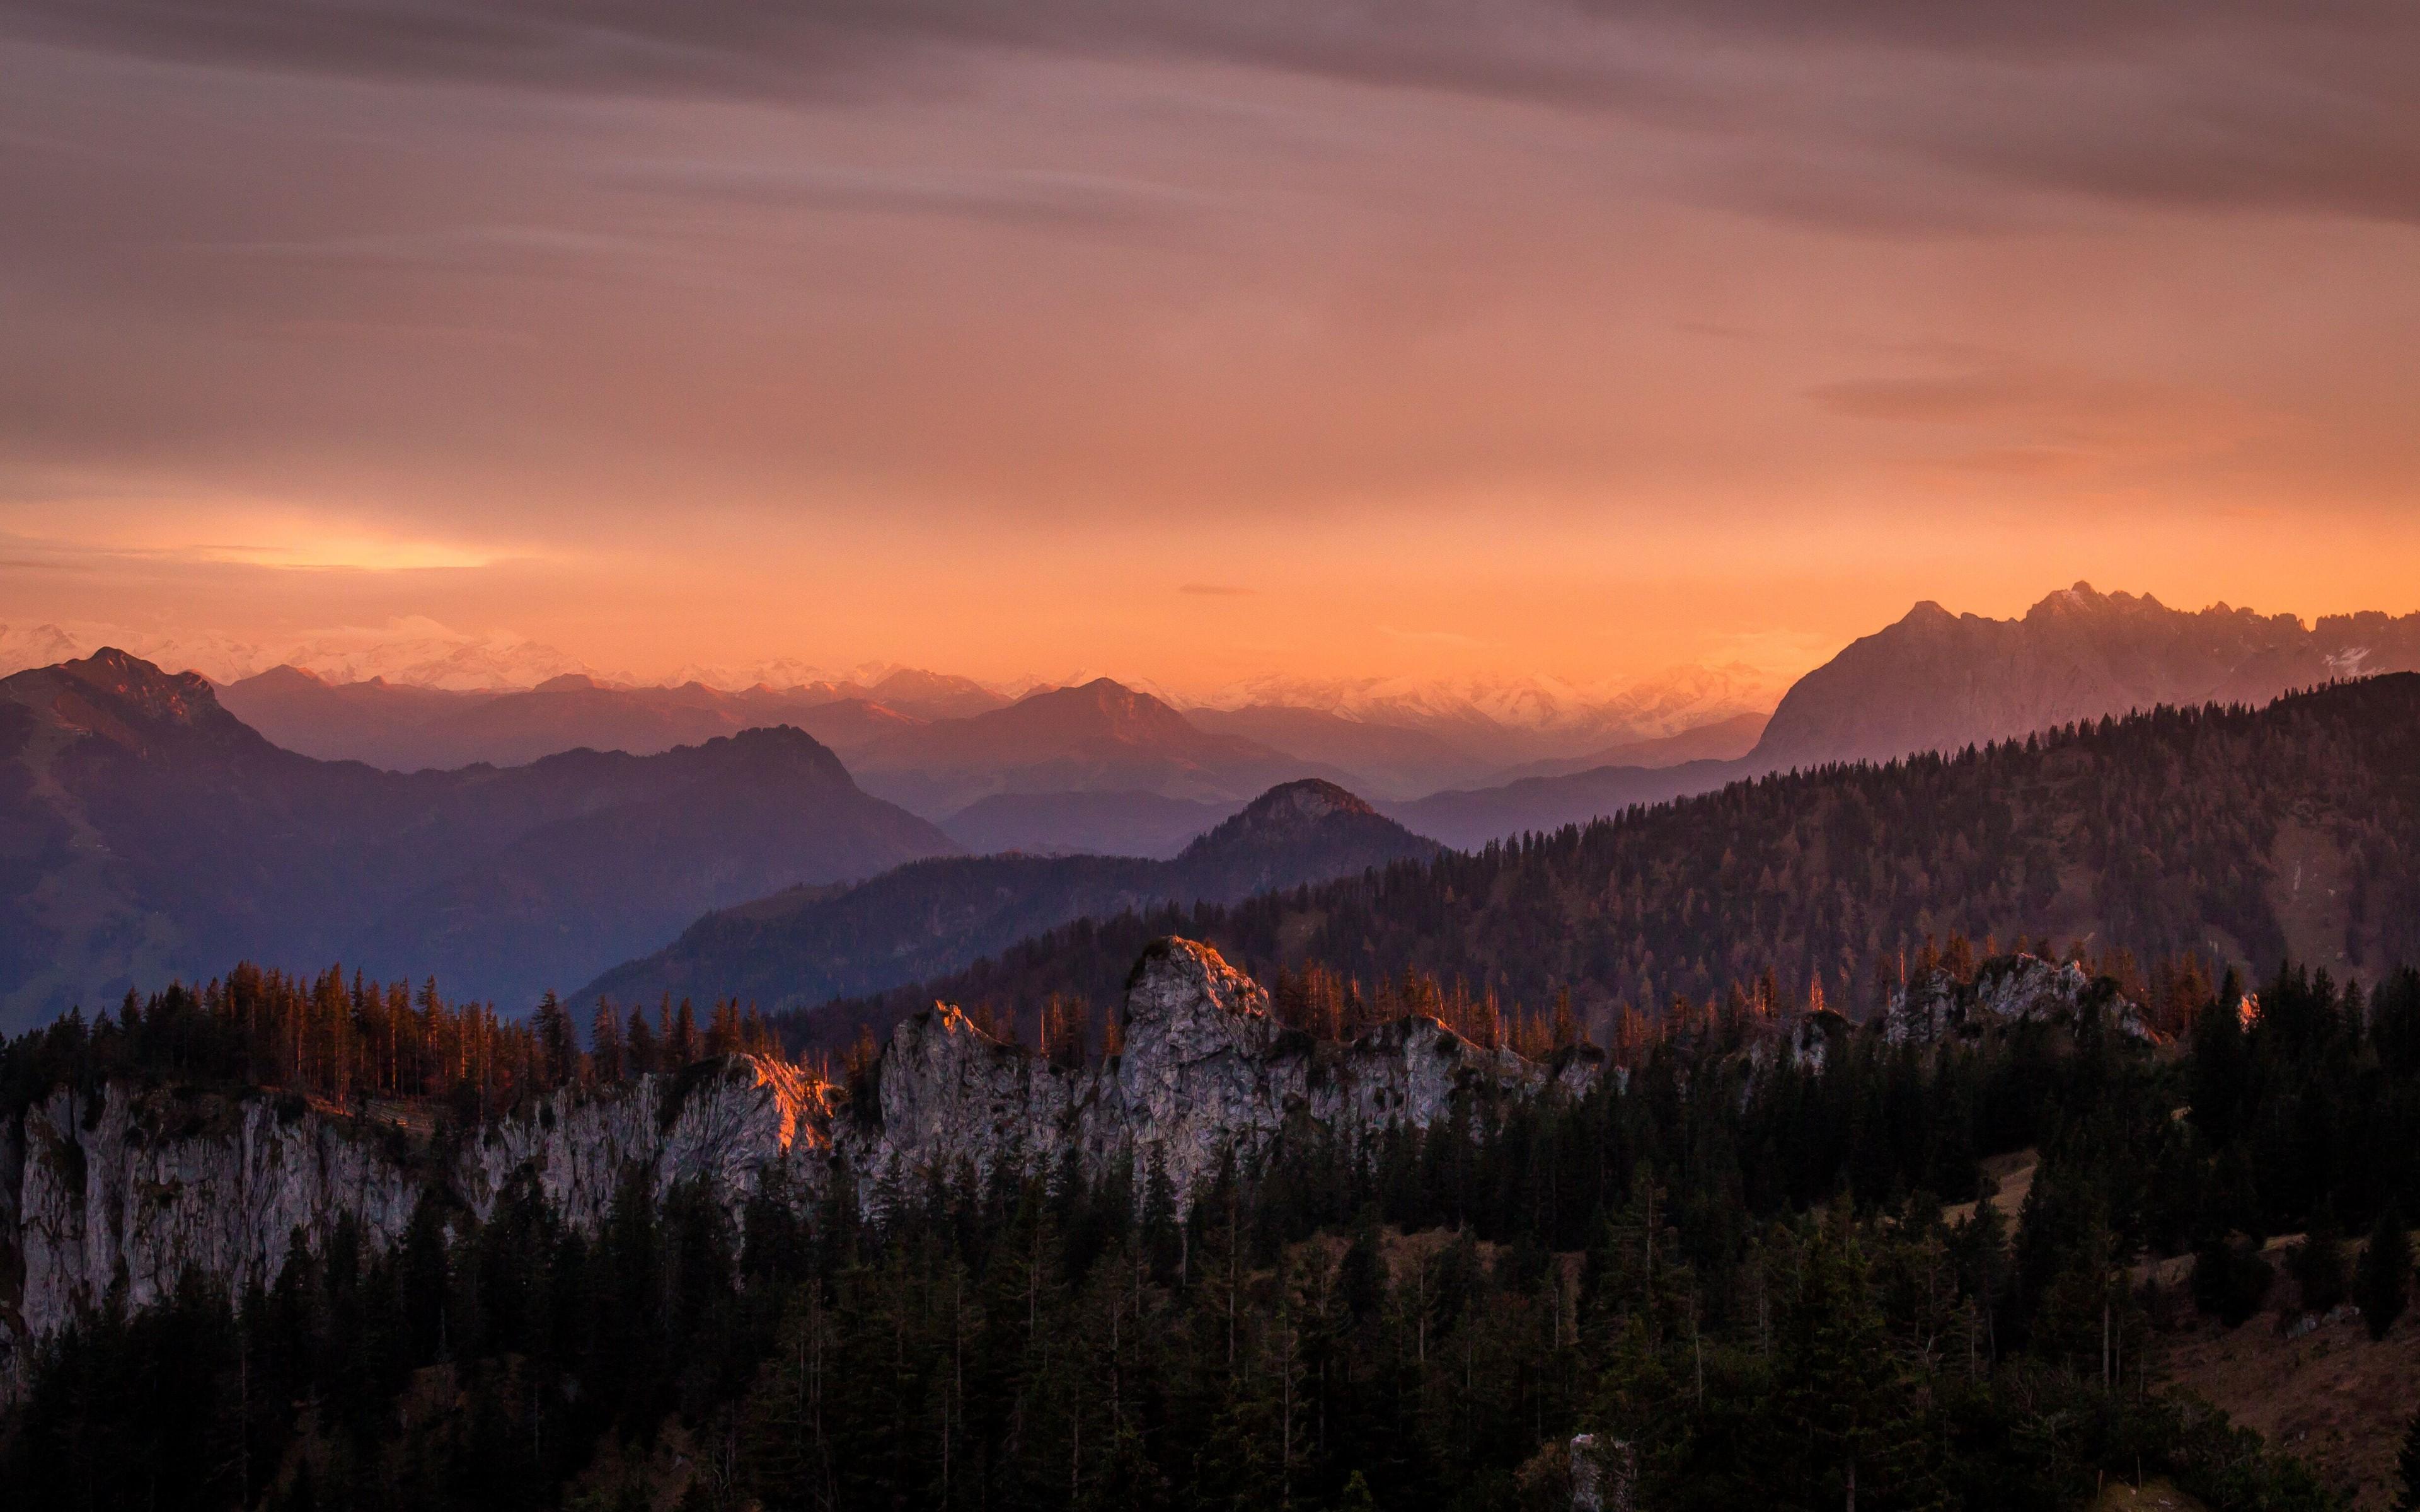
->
579, 779, 1439, 1014
12, 581, 2420, 1035
1748, 582, 2420, 772
786, 672, 2420, 1053
1390, 583, 2420, 849
1194, 662, 1780, 763
844, 678, 1337, 816
0, 650, 954, 1031
219, 667, 943, 770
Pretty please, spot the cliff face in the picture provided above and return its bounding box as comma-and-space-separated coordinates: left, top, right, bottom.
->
0, 1056, 829, 1400
1, 938, 1593, 1400
863, 939, 1601, 1213
1880, 954, 2158, 1047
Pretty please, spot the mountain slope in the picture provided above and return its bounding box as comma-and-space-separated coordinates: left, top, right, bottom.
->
0, 651, 955, 1028
1477, 710, 1770, 785
1384, 758, 1740, 850
579, 779, 1439, 1012
783, 675, 2420, 1051
938, 789, 1243, 859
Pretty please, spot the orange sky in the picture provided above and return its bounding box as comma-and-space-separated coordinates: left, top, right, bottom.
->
3, 3, 2417, 693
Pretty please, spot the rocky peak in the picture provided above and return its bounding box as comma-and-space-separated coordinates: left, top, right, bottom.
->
4, 939, 1596, 1395
246, 663, 330, 691
1121, 936, 1272, 1036
858, 936, 1583, 1212
61, 648, 222, 721
1, 647, 253, 759
701, 724, 856, 788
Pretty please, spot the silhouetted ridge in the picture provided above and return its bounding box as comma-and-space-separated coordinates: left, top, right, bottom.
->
783, 676, 2420, 1053
577, 779, 1439, 1014
0, 651, 954, 1027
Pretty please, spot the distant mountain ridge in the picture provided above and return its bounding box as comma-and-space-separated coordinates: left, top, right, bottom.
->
1748, 582, 2420, 772
1196, 662, 1781, 763
848, 677, 1344, 815
786, 674, 2420, 1054
220, 666, 927, 770
0, 650, 954, 1031
1390, 585, 2420, 849
579, 779, 1439, 1014
938, 789, 1243, 859
0, 618, 594, 689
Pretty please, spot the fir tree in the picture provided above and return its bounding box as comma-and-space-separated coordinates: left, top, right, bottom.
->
2356, 1208, 2413, 1341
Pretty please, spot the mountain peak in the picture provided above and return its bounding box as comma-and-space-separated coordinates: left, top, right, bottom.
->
60, 647, 224, 721
535, 673, 604, 692
244, 663, 330, 691
0, 646, 255, 759
1177, 778, 1436, 874
1237, 777, 1376, 823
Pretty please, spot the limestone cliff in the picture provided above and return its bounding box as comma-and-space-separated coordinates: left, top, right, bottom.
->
0, 1055, 829, 1400
1880, 954, 2158, 1047
1, 937, 1597, 1399
860, 937, 1604, 1212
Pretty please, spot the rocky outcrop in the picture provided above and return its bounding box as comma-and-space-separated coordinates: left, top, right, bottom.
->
855, 937, 1603, 1211
1879, 954, 2154, 1046
0, 1056, 826, 1400
1, 938, 1597, 1398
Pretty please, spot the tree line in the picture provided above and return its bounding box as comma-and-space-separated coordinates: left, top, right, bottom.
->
0, 965, 786, 1128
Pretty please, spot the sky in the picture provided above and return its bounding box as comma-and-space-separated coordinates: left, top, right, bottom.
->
3, 1, 2417, 695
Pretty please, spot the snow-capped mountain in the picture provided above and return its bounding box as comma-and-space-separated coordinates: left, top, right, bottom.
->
1196, 664, 1783, 762
278, 627, 595, 691
0, 619, 594, 690
0, 622, 91, 678
0, 622, 282, 683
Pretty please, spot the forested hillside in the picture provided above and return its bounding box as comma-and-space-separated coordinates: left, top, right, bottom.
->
786, 677, 2420, 1054
9, 952, 2417, 1509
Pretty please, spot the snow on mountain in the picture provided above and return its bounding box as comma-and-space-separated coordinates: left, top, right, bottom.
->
666, 656, 839, 690
0, 618, 594, 690
278, 627, 596, 690
0, 622, 280, 682
0, 622, 92, 677
1197, 663, 1782, 757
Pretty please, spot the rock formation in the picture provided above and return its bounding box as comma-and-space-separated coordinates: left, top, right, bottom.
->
1879, 953, 2157, 1046
0, 937, 1598, 1399
862, 938, 1601, 1212
1, 937, 2152, 1400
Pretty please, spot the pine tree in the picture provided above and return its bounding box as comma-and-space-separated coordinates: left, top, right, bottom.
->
2356, 1208, 2413, 1341
2399, 1407, 2420, 1512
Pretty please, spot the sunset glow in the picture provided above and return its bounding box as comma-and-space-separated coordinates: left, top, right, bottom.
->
3, 2, 2416, 691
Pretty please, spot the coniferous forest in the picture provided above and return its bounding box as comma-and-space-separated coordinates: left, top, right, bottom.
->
6, 953, 2419, 1511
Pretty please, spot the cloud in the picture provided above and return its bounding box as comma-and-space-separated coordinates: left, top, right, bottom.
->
607, 161, 1190, 232
6, 0, 2412, 230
